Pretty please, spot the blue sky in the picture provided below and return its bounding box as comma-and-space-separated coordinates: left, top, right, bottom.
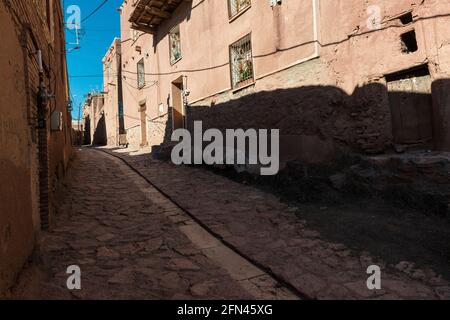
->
64, 0, 123, 120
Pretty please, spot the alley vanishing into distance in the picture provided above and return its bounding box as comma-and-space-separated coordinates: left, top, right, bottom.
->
4, 0, 450, 304
11, 148, 450, 300
13, 148, 296, 300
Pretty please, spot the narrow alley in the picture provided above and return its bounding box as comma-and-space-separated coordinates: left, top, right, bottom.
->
11, 148, 450, 300
3, 0, 450, 306
12, 148, 296, 300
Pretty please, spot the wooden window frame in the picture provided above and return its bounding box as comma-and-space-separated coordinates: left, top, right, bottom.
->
228, 0, 252, 20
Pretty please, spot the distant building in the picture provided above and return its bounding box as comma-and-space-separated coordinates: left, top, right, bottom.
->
116, 0, 450, 161
102, 38, 125, 147
0, 0, 72, 296
83, 92, 106, 146
72, 120, 84, 146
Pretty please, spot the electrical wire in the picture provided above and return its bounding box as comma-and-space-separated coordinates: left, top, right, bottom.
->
81, 0, 109, 23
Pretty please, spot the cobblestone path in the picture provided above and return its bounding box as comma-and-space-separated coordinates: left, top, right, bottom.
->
98, 146, 450, 300
14, 149, 297, 300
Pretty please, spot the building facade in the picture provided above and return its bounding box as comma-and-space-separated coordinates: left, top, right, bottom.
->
0, 0, 72, 296
119, 1, 169, 149
83, 92, 106, 146
71, 120, 83, 146
102, 38, 125, 147
116, 0, 450, 162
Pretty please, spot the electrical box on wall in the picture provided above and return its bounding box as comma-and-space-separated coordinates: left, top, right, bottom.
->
51, 111, 63, 131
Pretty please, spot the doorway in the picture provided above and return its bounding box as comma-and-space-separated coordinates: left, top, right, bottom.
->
171, 76, 185, 131
139, 103, 148, 147
386, 66, 434, 145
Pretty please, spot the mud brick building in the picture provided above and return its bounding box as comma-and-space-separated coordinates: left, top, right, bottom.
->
83, 92, 106, 146
71, 120, 83, 146
114, 0, 450, 164
0, 0, 72, 295
119, 0, 170, 148
102, 38, 125, 147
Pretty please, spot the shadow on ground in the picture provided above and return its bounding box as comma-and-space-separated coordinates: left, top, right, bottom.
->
203, 161, 450, 281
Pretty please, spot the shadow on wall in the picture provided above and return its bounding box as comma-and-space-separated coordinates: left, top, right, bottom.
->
152, 78, 450, 164
83, 115, 91, 145
93, 114, 107, 146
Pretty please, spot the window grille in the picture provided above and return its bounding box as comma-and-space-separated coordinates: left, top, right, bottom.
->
229, 0, 251, 18
169, 26, 182, 65
230, 34, 254, 89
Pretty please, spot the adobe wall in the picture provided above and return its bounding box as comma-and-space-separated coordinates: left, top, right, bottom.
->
318, 0, 450, 151
126, 124, 141, 149
47, 0, 73, 206
186, 0, 450, 162
0, 0, 71, 296
0, 1, 35, 296
188, 58, 393, 163
120, 2, 164, 147
119, 0, 318, 152
119, 0, 450, 161
103, 39, 122, 147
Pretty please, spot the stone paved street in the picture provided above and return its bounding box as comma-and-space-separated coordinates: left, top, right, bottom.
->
12, 147, 450, 300
13, 149, 297, 300
98, 147, 450, 300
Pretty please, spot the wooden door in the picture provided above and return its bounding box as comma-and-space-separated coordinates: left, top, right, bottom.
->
172, 80, 185, 131
387, 73, 433, 144
140, 104, 148, 147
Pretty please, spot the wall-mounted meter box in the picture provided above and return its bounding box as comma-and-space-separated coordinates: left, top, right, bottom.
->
51, 111, 63, 131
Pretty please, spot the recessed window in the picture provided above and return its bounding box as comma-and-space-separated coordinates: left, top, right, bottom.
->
228, 0, 251, 19
230, 34, 254, 89
137, 59, 145, 89
400, 30, 418, 53
399, 12, 413, 25
169, 26, 182, 65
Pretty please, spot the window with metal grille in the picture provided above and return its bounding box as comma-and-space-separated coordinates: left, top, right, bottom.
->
169, 25, 182, 65
228, 0, 251, 19
230, 34, 254, 89
137, 59, 145, 89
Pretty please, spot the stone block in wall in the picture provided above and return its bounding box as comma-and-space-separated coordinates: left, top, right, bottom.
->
126, 126, 141, 149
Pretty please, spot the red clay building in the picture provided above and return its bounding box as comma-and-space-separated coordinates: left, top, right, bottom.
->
0, 0, 72, 296
116, 0, 450, 164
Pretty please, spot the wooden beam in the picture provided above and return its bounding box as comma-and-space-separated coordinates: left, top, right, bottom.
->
131, 22, 157, 34
144, 5, 171, 19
